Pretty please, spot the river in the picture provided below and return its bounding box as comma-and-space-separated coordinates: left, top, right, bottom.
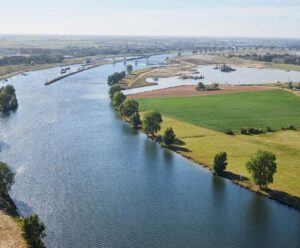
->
0, 54, 299, 247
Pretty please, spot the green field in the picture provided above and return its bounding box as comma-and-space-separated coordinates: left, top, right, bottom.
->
138, 90, 300, 132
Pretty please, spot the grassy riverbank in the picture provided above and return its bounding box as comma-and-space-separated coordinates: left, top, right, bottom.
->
0, 193, 27, 247
136, 90, 300, 209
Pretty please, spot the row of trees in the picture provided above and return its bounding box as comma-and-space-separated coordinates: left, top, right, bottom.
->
107, 64, 134, 86
109, 85, 176, 147
0, 162, 46, 247
107, 71, 126, 86
237, 53, 300, 66
213, 150, 277, 189
0, 85, 18, 112
0, 54, 64, 66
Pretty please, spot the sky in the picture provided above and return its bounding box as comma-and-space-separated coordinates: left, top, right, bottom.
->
1, 0, 300, 38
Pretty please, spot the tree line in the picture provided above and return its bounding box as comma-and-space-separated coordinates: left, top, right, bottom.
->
0, 54, 64, 66
236, 53, 300, 66
109, 83, 176, 147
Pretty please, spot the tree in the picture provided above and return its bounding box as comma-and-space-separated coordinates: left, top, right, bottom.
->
196, 82, 205, 91
0, 92, 11, 112
126, 64, 133, 74
107, 71, 126, 85
0, 162, 15, 194
112, 92, 126, 108
22, 214, 46, 248
130, 112, 142, 128
3, 85, 15, 95
121, 99, 139, 119
213, 152, 228, 175
163, 127, 176, 146
246, 150, 277, 189
109, 85, 121, 100
0, 85, 18, 112
143, 111, 162, 136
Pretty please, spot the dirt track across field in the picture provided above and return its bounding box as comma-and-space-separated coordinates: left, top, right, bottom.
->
130, 85, 274, 99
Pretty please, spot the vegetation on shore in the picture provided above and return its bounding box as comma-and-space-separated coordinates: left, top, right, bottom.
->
135, 90, 300, 209
0, 85, 18, 112
0, 161, 46, 247
108, 78, 176, 148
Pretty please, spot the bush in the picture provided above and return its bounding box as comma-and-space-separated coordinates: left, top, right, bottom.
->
0, 162, 15, 194
196, 82, 205, 91
22, 214, 46, 248
240, 128, 248, 135
213, 152, 228, 175
225, 130, 234, 135
240, 127, 265, 135
281, 125, 297, 131
163, 127, 176, 146
288, 125, 296, 130
266, 126, 273, 132
246, 150, 277, 189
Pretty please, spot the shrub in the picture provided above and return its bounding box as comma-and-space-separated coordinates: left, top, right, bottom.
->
288, 125, 296, 130
0, 162, 15, 194
266, 126, 273, 132
22, 214, 46, 248
163, 127, 176, 146
240, 128, 248, 135
213, 152, 228, 175
225, 130, 234, 135
240, 128, 265, 135
196, 82, 205, 91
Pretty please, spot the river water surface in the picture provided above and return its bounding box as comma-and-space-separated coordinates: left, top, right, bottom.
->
0, 54, 299, 247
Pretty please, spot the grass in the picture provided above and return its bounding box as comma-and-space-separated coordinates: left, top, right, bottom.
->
0, 193, 27, 247
157, 116, 300, 201
138, 90, 300, 132
138, 89, 300, 207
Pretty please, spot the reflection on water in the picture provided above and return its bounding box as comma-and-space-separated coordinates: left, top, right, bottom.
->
0, 54, 299, 247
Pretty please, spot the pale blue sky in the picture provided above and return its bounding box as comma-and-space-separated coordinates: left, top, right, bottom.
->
1, 0, 300, 37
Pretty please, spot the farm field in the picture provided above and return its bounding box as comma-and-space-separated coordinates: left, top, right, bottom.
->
138, 90, 300, 132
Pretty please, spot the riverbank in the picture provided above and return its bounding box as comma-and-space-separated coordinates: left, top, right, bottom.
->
132, 89, 300, 210
0, 193, 27, 247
